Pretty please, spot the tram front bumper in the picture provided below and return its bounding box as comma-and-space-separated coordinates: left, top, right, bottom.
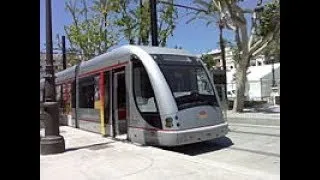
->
158, 122, 228, 146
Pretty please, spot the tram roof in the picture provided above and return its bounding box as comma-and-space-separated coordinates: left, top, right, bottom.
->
41, 45, 196, 84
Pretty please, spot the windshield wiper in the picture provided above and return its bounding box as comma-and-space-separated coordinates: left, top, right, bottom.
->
175, 91, 218, 110
190, 90, 200, 98
175, 91, 204, 105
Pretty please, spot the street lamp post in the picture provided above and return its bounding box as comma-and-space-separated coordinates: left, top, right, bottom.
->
40, 0, 65, 155
271, 56, 276, 87
62, 36, 67, 70
149, 0, 159, 46
270, 56, 278, 106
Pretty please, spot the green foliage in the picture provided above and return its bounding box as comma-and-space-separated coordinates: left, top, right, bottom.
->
263, 33, 280, 57
114, 0, 140, 44
188, 0, 218, 27
228, 43, 240, 65
255, 0, 280, 58
158, 1, 177, 47
115, 0, 178, 46
64, 0, 120, 61
63, 0, 178, 64
201, 54, 216, 69
190, 0, 280, 112
256, 0, 280, 37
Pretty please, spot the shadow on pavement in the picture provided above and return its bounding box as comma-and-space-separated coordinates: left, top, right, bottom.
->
65, 142, 116, 152
161, 136, 234, 156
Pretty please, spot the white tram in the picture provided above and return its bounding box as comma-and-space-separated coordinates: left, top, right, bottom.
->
40, 45, 228, 146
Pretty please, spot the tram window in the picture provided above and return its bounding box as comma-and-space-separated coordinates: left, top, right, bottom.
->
94, 76, 100, 101
71, 82, 76, 108
132, 58, 162, 129
40, 89, 44, 102
104, 72, 110, 123
196, 68, 214, 95
79, 76, 96, 109
133, 64, 158, 113
161, 54, 192, 62
56, 85, 61, 101
160, 65, 214, 97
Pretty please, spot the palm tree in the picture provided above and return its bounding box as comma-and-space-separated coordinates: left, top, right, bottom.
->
192, 0, 279, 112
188, 0, 228, 102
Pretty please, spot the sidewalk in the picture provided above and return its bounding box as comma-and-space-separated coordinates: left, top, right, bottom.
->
226, 110, 280, 126
41, 126, 279, 180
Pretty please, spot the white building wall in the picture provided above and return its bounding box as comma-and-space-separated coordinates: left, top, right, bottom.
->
247, 81, 262, 101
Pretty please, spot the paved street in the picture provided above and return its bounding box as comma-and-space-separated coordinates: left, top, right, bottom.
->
226, 111, 280, 126
162, 123, 280, 175
40, 0, 280, 178
41, 124, 280, 180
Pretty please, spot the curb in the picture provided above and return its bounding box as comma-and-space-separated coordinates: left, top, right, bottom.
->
226, 117, 280, 126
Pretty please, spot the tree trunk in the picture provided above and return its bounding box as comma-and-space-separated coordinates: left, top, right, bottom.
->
219, 21, 227, 103
232, 61, 248, 112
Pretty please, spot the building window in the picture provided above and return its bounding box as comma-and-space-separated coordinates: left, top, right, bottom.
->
215, 59, 221, 66
250, 60, 256, 66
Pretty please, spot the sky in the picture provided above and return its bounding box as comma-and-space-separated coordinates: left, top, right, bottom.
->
40, 0, 259, 55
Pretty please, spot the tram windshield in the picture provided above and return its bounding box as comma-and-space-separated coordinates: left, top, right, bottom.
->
160, 65, 214, 97
151, 54, 218, 109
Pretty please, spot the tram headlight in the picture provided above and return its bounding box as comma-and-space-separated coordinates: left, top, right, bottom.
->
165, 117, 173, 128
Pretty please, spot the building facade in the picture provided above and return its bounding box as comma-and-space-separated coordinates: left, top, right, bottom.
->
204, 47, 280, 102
205, 47, 268, 71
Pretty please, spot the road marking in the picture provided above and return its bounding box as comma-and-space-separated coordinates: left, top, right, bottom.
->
229, 130, 280, 137
229, 146, 280, 158
229, 123, 280, 128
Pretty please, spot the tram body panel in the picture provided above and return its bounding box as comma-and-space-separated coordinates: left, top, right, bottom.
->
176, 105, 224, 130
55, 65, 76, 84
40, 45, 228, 146
125, 46, 178, 116
125, 58, 168, 145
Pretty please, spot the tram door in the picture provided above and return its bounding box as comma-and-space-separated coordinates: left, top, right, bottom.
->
113, 71, 127, 139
